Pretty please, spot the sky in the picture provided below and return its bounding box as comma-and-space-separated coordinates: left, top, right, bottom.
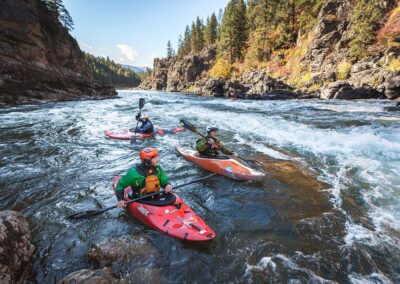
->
64, 0, 229, 68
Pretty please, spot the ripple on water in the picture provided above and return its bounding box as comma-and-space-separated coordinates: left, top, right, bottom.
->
0, 91, 399, 282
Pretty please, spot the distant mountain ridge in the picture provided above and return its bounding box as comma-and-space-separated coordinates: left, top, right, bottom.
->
121, 64, 150, 73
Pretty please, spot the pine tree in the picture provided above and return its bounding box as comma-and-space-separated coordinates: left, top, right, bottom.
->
183, 25, 191, 55
44, 0, 74, 31
167, 40, 174, 58
177, 35, 183, 57
195, 17, 204, 52
190, 22, 197, 53
59, 4, 74, 31
204, 13, 218, 46
218, 0, 248, 63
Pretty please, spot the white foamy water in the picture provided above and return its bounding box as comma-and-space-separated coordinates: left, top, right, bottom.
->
132, 92, 400, 280
2, 90, 398, 282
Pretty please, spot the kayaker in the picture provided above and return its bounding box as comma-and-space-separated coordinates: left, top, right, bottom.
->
196, 126, 236, 158
134, 113, 154, 134
116, 148, 172, 208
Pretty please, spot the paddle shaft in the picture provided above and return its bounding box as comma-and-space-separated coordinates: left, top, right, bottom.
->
134, 98, 145, 134
68, 172, 216, 219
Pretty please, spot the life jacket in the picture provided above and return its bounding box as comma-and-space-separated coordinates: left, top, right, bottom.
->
136, 164, 160, 195
140, 119, 154, 133
197, 136, 220, 157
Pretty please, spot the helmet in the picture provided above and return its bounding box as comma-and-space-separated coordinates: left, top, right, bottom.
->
139, 148, 158, 161
206, 126, 219, 134
141, 113, 148, 119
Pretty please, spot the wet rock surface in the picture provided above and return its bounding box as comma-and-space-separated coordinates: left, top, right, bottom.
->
0, 210, 35, 283
59, 235, 165, 283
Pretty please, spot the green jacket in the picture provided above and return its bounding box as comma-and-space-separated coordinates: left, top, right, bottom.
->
196, 136, 232, 157
115, 164, 170, 200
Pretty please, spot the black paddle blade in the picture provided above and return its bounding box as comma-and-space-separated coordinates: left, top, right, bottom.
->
139, 98, 145, 109
180, 119, 200, 134
67, 209, 107, 220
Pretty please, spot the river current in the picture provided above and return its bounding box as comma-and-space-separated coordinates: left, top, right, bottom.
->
0, 91, 399, 283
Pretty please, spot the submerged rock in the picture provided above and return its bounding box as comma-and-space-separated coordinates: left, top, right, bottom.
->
58, 267, 125, 284
0, 210, 35, 283
59, 234, 165, 283
88, 235, 159, 268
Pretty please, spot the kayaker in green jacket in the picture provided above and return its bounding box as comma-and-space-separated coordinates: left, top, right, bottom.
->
116, 148, 172, 208
196, 126, 236, 158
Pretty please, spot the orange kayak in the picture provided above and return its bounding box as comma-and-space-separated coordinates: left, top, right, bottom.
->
176, 146, 265, 181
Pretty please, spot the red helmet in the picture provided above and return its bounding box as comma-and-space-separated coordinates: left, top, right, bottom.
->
139, 148, 158, 161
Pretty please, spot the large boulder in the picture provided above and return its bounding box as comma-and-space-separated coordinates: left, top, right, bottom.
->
383, 74, 400, 99
0, 210, 35, 283
320, 81, 385, 99
241, 70, 293, 95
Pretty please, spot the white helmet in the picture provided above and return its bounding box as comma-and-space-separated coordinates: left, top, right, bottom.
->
206, 126, 219, 133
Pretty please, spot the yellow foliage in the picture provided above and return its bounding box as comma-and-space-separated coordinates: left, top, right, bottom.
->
187, 84, 196, 92
337, 60, 352, 80
287, 69, 313, 88
307, 83, 322, 93
208, 58, 232, 79
301, 71, 313, 84
257, 61, 270, 70
386, 57, 400, 71
389, 6, 400, 21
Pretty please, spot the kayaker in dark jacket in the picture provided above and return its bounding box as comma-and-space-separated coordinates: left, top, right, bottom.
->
135, 114, 154, 134
196, 126, 236, 158
116, 148, 172, 208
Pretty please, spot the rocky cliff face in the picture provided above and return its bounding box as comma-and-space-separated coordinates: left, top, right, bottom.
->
301, 0, 400, 100
141, 0, 400, 101
0, 0, 116, 106
141, 47, 216, 92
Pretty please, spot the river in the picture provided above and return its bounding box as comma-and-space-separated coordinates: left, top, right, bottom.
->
0, 90, 399, 283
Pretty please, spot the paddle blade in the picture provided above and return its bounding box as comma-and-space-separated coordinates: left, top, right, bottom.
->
180, 119, 200, 134
139, 98, 145, 109
67, 209, 107, 220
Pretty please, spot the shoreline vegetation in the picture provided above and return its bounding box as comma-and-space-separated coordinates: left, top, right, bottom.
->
140, 0, 400, 102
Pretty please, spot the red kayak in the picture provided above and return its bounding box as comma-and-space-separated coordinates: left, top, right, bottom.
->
112, 176, 215, 241
105, 127, 184, 140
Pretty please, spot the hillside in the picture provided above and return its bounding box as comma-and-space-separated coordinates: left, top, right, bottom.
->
0, 0, 116, 105
141, 0, 400, 100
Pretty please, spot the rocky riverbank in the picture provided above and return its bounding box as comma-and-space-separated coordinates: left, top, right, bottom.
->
140, 0, 400, 101
0, 0, 116, 106
0, 211, 35, 283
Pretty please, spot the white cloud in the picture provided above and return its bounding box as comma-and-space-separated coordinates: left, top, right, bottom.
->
116, 44, 138, 64
81, 42, 94, 51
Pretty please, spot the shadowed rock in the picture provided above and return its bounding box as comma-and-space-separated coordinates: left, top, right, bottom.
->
0, 210, 35, 283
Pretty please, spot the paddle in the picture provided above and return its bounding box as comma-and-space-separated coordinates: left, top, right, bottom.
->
134, 98, 146, 134
180, 119, 254, 166
67, 172, 217, 220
